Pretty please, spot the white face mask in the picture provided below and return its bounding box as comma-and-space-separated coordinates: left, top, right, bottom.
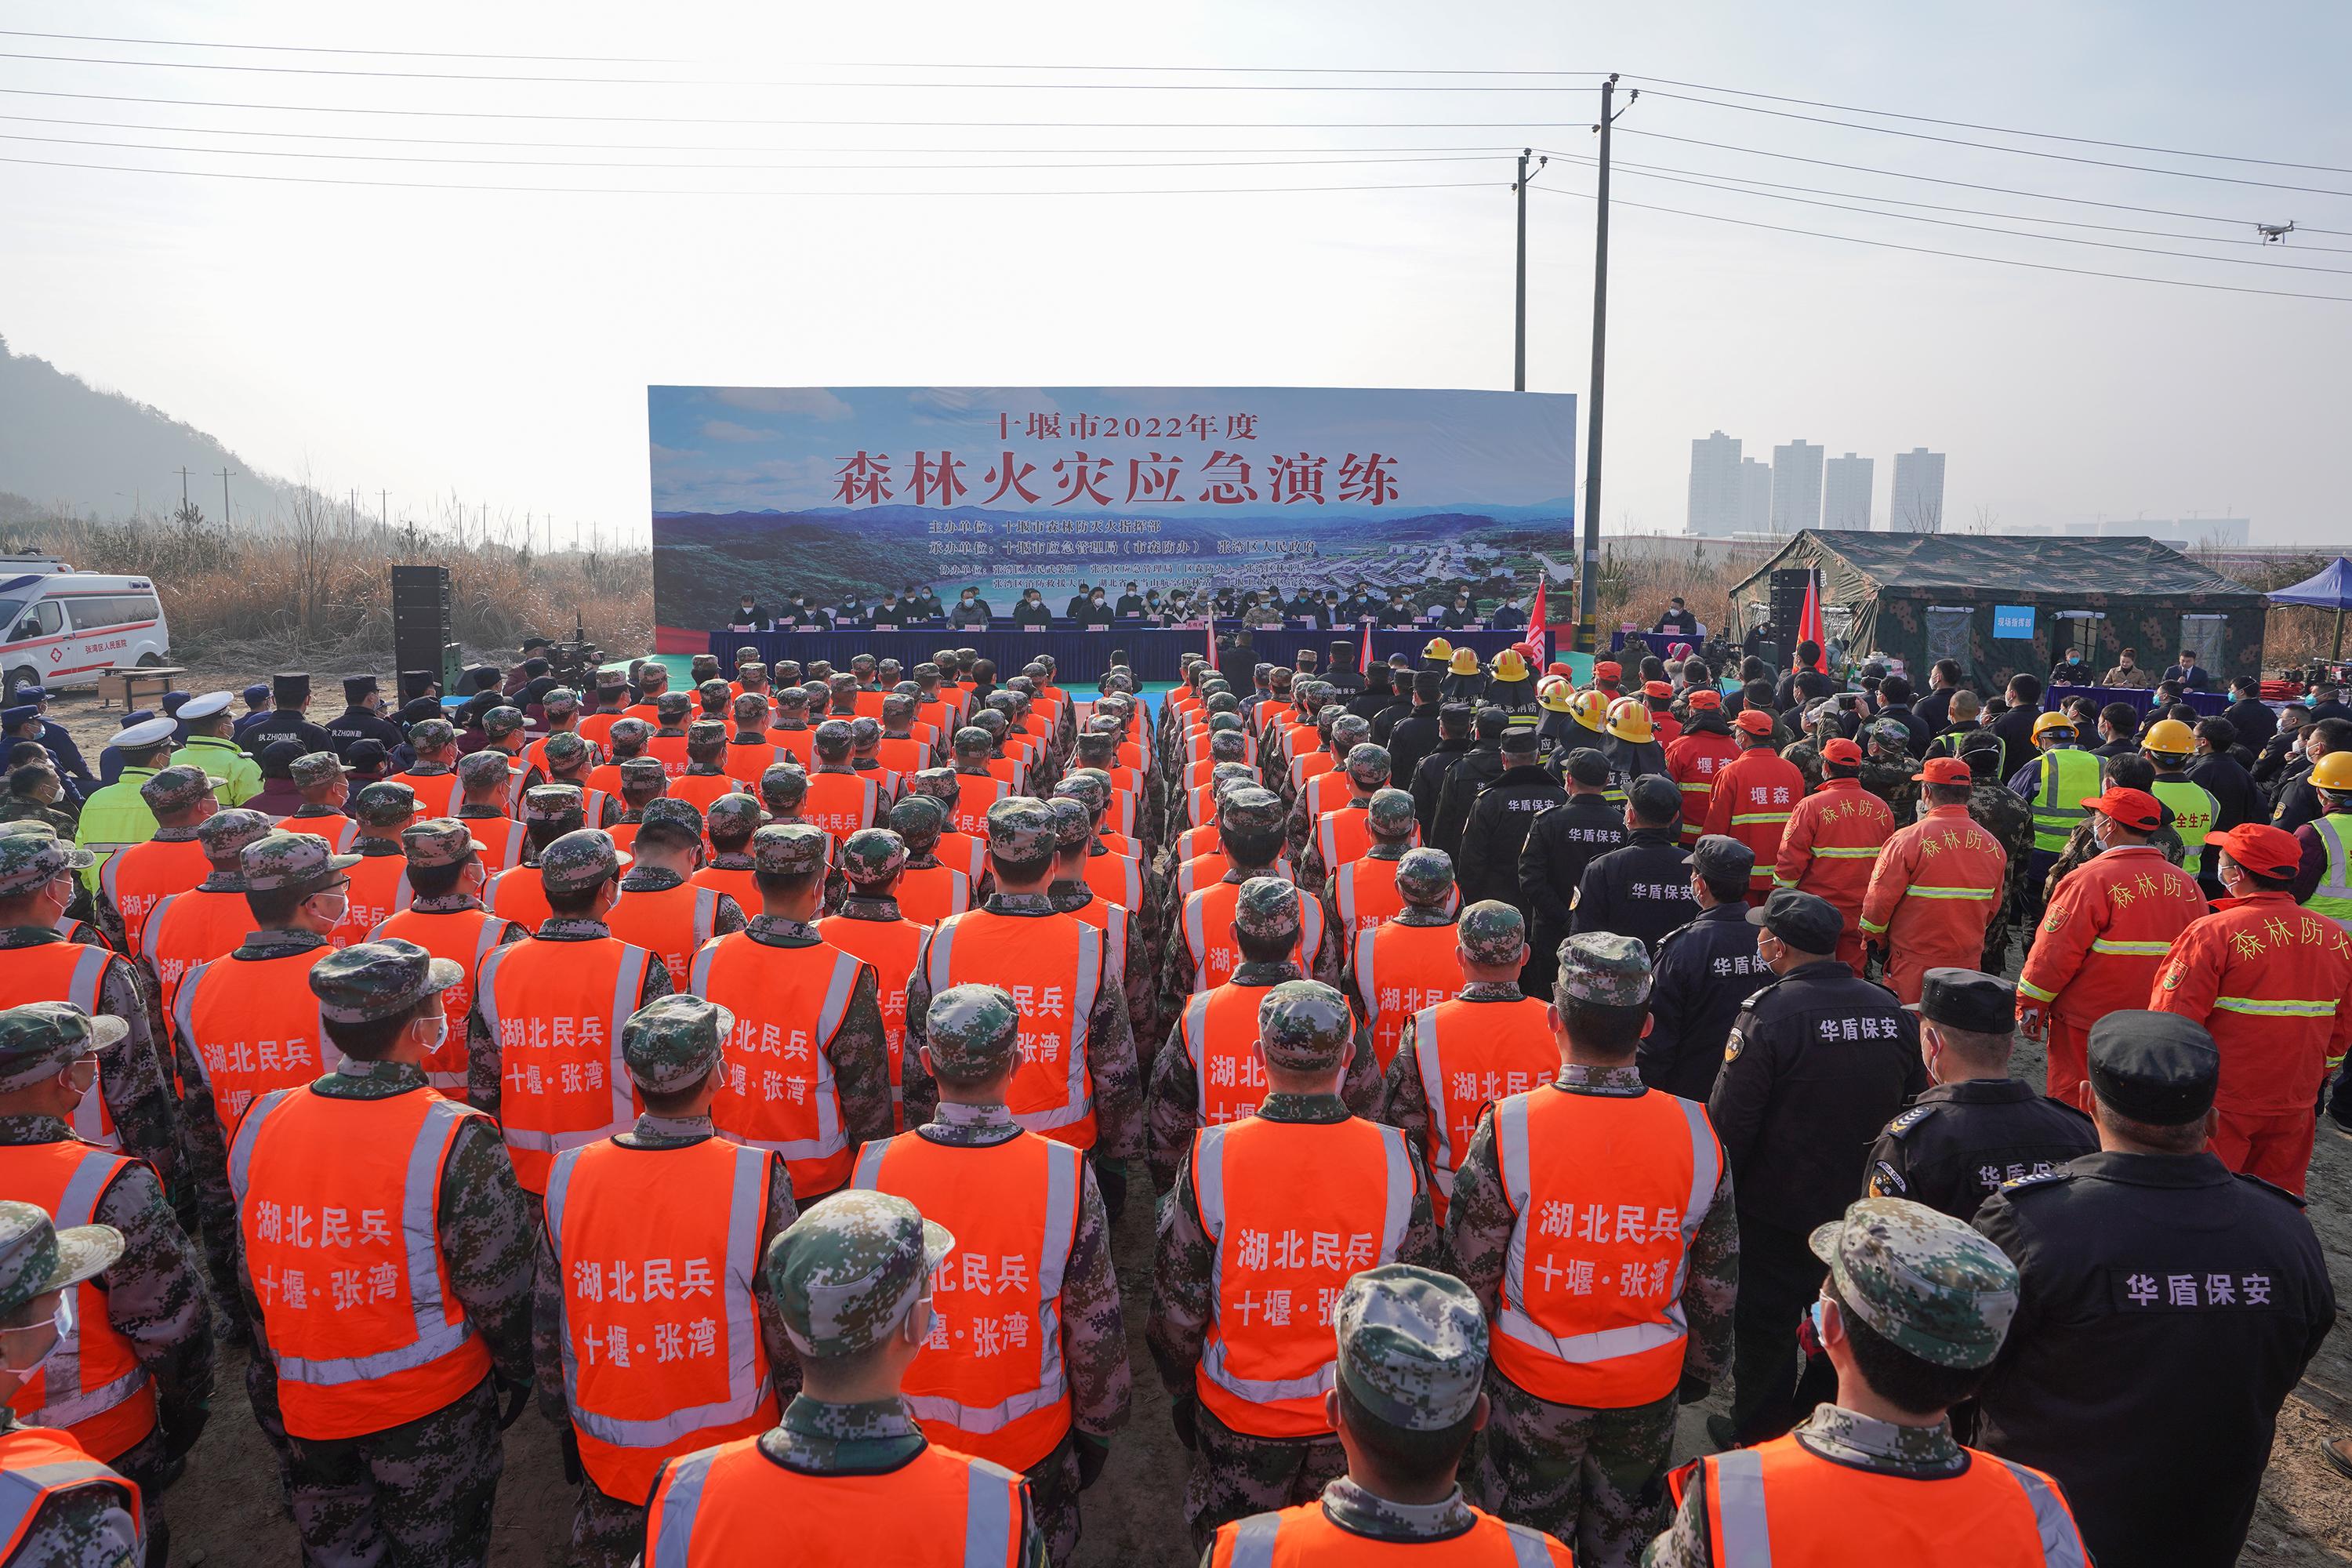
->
0, 1290, 72, 1376
417, 1010, 449, 1054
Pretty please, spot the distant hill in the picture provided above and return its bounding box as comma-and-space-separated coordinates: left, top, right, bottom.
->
0, 335, 292, 525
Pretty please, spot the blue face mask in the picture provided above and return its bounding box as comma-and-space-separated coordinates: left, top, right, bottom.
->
1809, 1297, 1830, 1341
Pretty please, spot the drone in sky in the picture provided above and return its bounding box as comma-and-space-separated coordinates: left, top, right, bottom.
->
2256, 221, 2296, 243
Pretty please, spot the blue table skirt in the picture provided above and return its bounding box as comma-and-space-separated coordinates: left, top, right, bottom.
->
2049, 683, 2230, 717
710, 626, 1541, 684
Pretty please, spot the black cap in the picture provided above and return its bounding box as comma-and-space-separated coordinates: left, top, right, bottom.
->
1472, 706, 1508, 741
1910, 968, 2015, 1034
1563, 746, 1610, 788
271, 672, 310, 702
2087, 1011, 2218, 1125
258, 738, 306, 779
342, 674, 378, 702
1747, 888, 1843, 954
1438, 702, 1474, 731
1689, 833, 1754, 885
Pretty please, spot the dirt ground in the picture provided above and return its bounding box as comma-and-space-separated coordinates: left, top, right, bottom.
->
37, 681, 2352, 1566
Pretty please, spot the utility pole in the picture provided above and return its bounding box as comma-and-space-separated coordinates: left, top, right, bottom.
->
175, 467, 191, 515
215, 467, 235, 529
1575, 73, 1636, 655
1512, 149, 1548, 392
380, 489, 388, 531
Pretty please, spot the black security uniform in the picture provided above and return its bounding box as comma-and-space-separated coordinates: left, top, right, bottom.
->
1407, 731, 1472, 839
324, 677, 406, 761
1381, 700, 1442, 778
1452, 762, 1565, 910
1428, 727, 1507, 858
1515, 793, 1625, 1000
238, 673, 332, 760
1639, 901, 1764, 1101
1570, 826, 1696, 955
1861, 1081, 2094, 1219
1708, 954, 1924, 1440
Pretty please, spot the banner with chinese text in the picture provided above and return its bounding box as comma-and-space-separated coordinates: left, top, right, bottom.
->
649, 385, 1575, 637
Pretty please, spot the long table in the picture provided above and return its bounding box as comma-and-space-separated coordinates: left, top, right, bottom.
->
2049, 684, 2230, 718
710, 626, 1540, 683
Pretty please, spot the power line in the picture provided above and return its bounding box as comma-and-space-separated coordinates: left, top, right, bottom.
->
0, 28, 684, 63
1531, 183, 2352, 303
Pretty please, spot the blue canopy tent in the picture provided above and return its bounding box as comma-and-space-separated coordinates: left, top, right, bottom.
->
2266, 556, 2352, 659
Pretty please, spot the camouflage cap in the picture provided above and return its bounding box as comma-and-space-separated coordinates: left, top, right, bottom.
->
705, 793, 770, 839
1554, 931, 1653, 1007
542, 686, 581, 714
456, 749, 517, 789
482, 706, 526, 739
768, 1189, 954, 1359
1394, 847, 1456, 907
924, 982, 1020, 1080
539, 828, 628, 895
848, 717, 881, 749
408, 717, 456, 752
0, 1002, 129, 1092
750, 822, 829, 877
1257, 978, 1353, 1071
732, 692, 770, 726
401, 817, 486, 869
774, 685, 810, 711
608, 717, 653, 749
350, 781, 420, 828
637, 797, 706, 845
0, 830, 94, 895
195, 808, 274, 866
240, 829, 361, 894
1232, 876, 1302, 941
1367, 788, 1417, 840
1329, 714, 1371, 752
687, 719, 728, 754
758, 765, 809, 809
906, 769, 956, 805
1809, 1196, 2019, 1371
880, 693, 915, 724
524, 785, 590, 826
984, 797, 1057, 860
1207, 731, 1248, 763
1334, 1264, 1489, 1432
138, 764, 223, 813
1218, 786, 1286, 838
1344, 742, 1391, 786
289, 751, 347, 789
616, 758, 670, 796
0, 1198, 122, 1321
1457, 899, 1528, 965
1045, 797, 1091, 851
696, 680, 731, 710
690, 654, 723, 678
1207, 711, 1243, 735
840, 827, 907, 886
971, 710, 1009, 741
309, 938, 463, 1025
1053, 773, 1108, 818
639, 663, 672, 689
952, 725, 993, 756
1203, 691, 1241, 717
620, 993, 735, 1094
1208, 762, 1256, 793
655, 691, 693, 722
1865, 720, 1911, 757
543, 731, 590, 771
888, 794, 946, 847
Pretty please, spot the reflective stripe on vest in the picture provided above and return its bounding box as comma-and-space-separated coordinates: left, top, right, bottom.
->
1705, 1442, 2085, 1568
1179, 987, 1271, 1127
0, 1429, 144, 1564
924, 916, 1102, 1135
0, 943, 119, 1149
1352, 921, 1458, 1071
475, 940, 644, 1164
2031, 749, 2103, 851
1218, 1506, 1562, 1568
1412, 998, 1559, 1208
2089, 938, 2175, 956
2309, 814, 2352, 928
2212, 995, 2340, 1017
694, 940, 861, 1169
1, 1144, 152, 1446
648, 1439, 1019, 1568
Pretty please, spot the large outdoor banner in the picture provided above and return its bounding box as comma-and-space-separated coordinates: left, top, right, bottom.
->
648, 386, 1575, 639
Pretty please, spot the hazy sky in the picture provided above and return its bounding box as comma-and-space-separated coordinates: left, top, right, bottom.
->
4, 1, 2348, 547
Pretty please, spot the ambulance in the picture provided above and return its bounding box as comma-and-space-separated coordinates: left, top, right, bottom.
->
0, 558, 171, 695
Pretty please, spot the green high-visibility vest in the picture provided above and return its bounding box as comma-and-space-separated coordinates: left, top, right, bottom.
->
2309, 812, 2352, 931
2151, 775, 2219, 876
2028, 747, 2103, 855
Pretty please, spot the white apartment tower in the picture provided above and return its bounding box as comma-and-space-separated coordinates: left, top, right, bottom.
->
1686, 430, 1745, 535
1891, 448, 1947, 532
1770, 440, 1824, 533
1740, 459, 1773, 532
1823, 452, 1874, 529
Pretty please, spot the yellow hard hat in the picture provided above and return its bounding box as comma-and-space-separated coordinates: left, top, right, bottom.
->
2031, 711, 2078, 745
1422, 637, 1453, 662
1449, 648, 1481, 677
1494, 648, 1529, 682
1606, 695, 1655, 745
2141, 717, 2195, 757
2312, 750, 2352, 793
1570, 689, 1612, 733
1536, 674, 1574, 713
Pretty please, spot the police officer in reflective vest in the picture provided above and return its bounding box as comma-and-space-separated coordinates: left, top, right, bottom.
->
1443, 932, 1736, 1567
639, 1190, 1047, 1567
1647, 1197, 2086, 1567
853, 983, 1132, 1566
232, 941, 537, 1568
1202, 1265, 1571, 1566
1147, 978, 1439, 1550
536, 994, 800, 1568
0, 1198, 146, 1565
2005, 711, 2101, 923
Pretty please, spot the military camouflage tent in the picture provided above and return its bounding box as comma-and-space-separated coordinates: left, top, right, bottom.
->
1729, 530, 2266, 689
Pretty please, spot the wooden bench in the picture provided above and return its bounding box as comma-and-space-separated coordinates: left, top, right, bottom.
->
96, 665, 187, 712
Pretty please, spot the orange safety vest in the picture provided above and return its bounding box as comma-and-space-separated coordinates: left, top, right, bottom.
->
1313, 805, 1377, 875
474, 937, 648, 1194
332, 854, 412, 949
1408, 996, 1559, 1223
0, 1142, 154, 1460
488, 865, 555, 934
1177, 982, 1276, 1127
766, 728, 814, 771
175, 945, 332, 1131
230, 1084, 493, 1439
647, 734, 691, 779
140, 887, 250, 1016
803, 773, 881, 844
387, 770, 462, 818
0, 943, 121, 1149
0, 1425, 143, 1562
1082, 852, 1142, 913
934, 831, 989, 886
544, 1136, 779, 1502
875, 736, 927, 777
922, 912, 1104, 1149
895, 865, 973, 930
1351, 922, 1461, 1073
815, 913, 931, 1134
694, 935, 869, 1200
1678, 1436, 2085, 1566
1490, 1085, 1721, 1407
1190, 1115, 1415, 1438
689, 863, 760, 919
670, 773, 741, 817
644, 1435, 1024, 1568
578, 713, 626, 751
100, 837, 209, 959
607, 881, 729, 991
1183, 881, 1321, 996
456, 816, 530, 877
947, 775, 1011, 838
1207, 1501, 1570, 1566
370, 907, 512, 1093
722, 740, 778, 788
851, 1130, 1083, 1469
282, 811, 360, 851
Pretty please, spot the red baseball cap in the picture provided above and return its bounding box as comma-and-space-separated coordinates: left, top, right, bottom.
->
2205, 822, 2301, 878
1821, 737, 1864, 765
2081, 787, 2161, 833
1734, 709, 1775, 735
1547, 662, 1573, 678
1911, 757, 1973, 785
1594, 661, 1622, 683
1644, 680, 1673, 699
1687, 689, 1722, 710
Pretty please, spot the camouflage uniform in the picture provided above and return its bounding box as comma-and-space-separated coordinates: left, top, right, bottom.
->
643, 1191, 1049, 1568
1198, 1265, 1570, 1566
1316, 789, 1418, 948
1289, 743, 1390, 891
1446, 935, 1740, 1568
1855, 721, 1920, 821
242, 941, 539, 1568
0, 1200, 144, 1563
1149, 982, 1443, 1549
615, 802, 749, 935
0, 1004, 214, 1501
1965, 780, 2038, 973
1156, 787, 1336, 1033
861, 985, 1132, 1565
1643, 1199, 2040, 1567
1377, 900, 1540, 1149
1043, 795, 1158, 1051
532, 995, 800, 1568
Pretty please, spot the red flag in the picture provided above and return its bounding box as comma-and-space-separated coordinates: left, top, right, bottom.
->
1524, 579, 1548, 668
1795, 568, 1826, 670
